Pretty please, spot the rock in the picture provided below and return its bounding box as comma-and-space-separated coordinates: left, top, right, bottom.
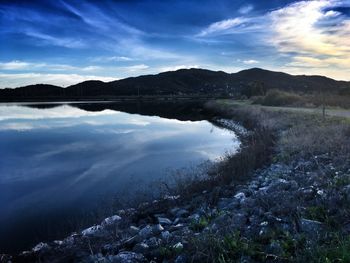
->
161, 231, 171, 241
139, 225, 153, 239
62, 235, 75, 245
258, 186, 270, 193
175, 255, 187, 263
258, 227, 273, 239
133, 242, 149, 254
300, 218, 324, 238
157, 217, 172, 225
260, 221, 268, 226
317, 189, 325, 196
173, 242, 184, 250
175, 209, 190, 218
188, 214, 200, 223
88, 254, 106, 262
82, 225, 103, 236
169, 224, 185, 232
266, 179, 293, 193
266, 241, 283, 256
32, 242, 49, 252
117, 209, 126, 216
54, 240, 63, 245
0, 254, 12, 263
102, 215, 122, 226
124, 236, 139, 246
218, 198, 232, 210
173, 218, 181, 225
300, 188, 316, 201
129, 226, 140, 235
226, 199, 240, 210
111, 252, 146, 263
234, 192, 246, 203
152, 224, 164, 235
163, 195, 180, 201
144, 237, 162, 248
102, 243, 120, 254
343, 185, 350, 201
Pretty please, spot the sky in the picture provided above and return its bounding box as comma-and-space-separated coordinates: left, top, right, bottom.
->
0, 0, 350, 88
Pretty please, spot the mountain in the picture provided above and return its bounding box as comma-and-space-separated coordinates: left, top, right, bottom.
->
234, 68, 350, 92
1, 68, 349, 101
0, 84, 64, 100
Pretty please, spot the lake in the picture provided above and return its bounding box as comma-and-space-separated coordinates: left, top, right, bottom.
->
0, 102, 239, 253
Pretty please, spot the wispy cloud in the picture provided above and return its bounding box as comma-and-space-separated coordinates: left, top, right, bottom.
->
197, 18, 248, 36
25, 31, 86, 49
60, 0, 144, 36
92, 56, 135, 62
0, 60, 102, 72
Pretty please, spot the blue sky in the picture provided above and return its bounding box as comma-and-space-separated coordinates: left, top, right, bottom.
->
0, 0, 350, 87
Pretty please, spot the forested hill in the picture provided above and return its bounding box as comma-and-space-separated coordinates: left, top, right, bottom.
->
1, 68, 350, 101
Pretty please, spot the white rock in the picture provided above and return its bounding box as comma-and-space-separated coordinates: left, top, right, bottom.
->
161, 231, 171, 241
173, 242, 183, 250
164, 195, 180, 200
32, 242, 49, 252
62, 235, 75, 245
317, 189, 325, 196
234, 192, 246, 200
158, 217, 172, 225
102, 215, 121, 226
54, 240, 63, 245
153, 224, 164, 235
139, 225, 153, 238
81, 225, 102, 236
113, 251, 145, 262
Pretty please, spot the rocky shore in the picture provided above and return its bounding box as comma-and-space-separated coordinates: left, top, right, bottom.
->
2, 101, 350, 263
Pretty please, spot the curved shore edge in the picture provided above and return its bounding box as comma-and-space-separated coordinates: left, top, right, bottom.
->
2, 100, 350, 263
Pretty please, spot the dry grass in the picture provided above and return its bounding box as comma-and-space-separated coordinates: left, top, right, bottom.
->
187, 100, 350, 263
307, 93, 350, 109
165, 101, 276, 199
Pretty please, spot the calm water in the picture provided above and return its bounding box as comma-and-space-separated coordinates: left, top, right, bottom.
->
0, 102, 239, 253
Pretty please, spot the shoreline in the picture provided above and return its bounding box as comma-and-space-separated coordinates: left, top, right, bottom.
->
2, 100, 350, 262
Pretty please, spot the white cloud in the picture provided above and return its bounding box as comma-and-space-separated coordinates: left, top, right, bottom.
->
159, 65, 199, 72
0, 105, 117, 122
267, 0, 350, 80
197, 0, 350, 80
81, 66, 102, 72
0, 61, 32, 70
0, 73, 118, 88
239, 4, 254, 14
120, 64, 149, 72
243, 59, 259, 65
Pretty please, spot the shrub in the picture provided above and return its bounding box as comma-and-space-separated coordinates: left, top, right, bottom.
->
254, 89, 306, 107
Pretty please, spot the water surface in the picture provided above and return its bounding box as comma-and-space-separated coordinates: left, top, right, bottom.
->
0, 102, 239, 253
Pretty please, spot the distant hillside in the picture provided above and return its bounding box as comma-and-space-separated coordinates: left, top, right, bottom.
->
1, 68, 349, 101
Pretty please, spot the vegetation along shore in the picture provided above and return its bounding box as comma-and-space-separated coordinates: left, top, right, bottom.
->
2, 99, 350, 263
